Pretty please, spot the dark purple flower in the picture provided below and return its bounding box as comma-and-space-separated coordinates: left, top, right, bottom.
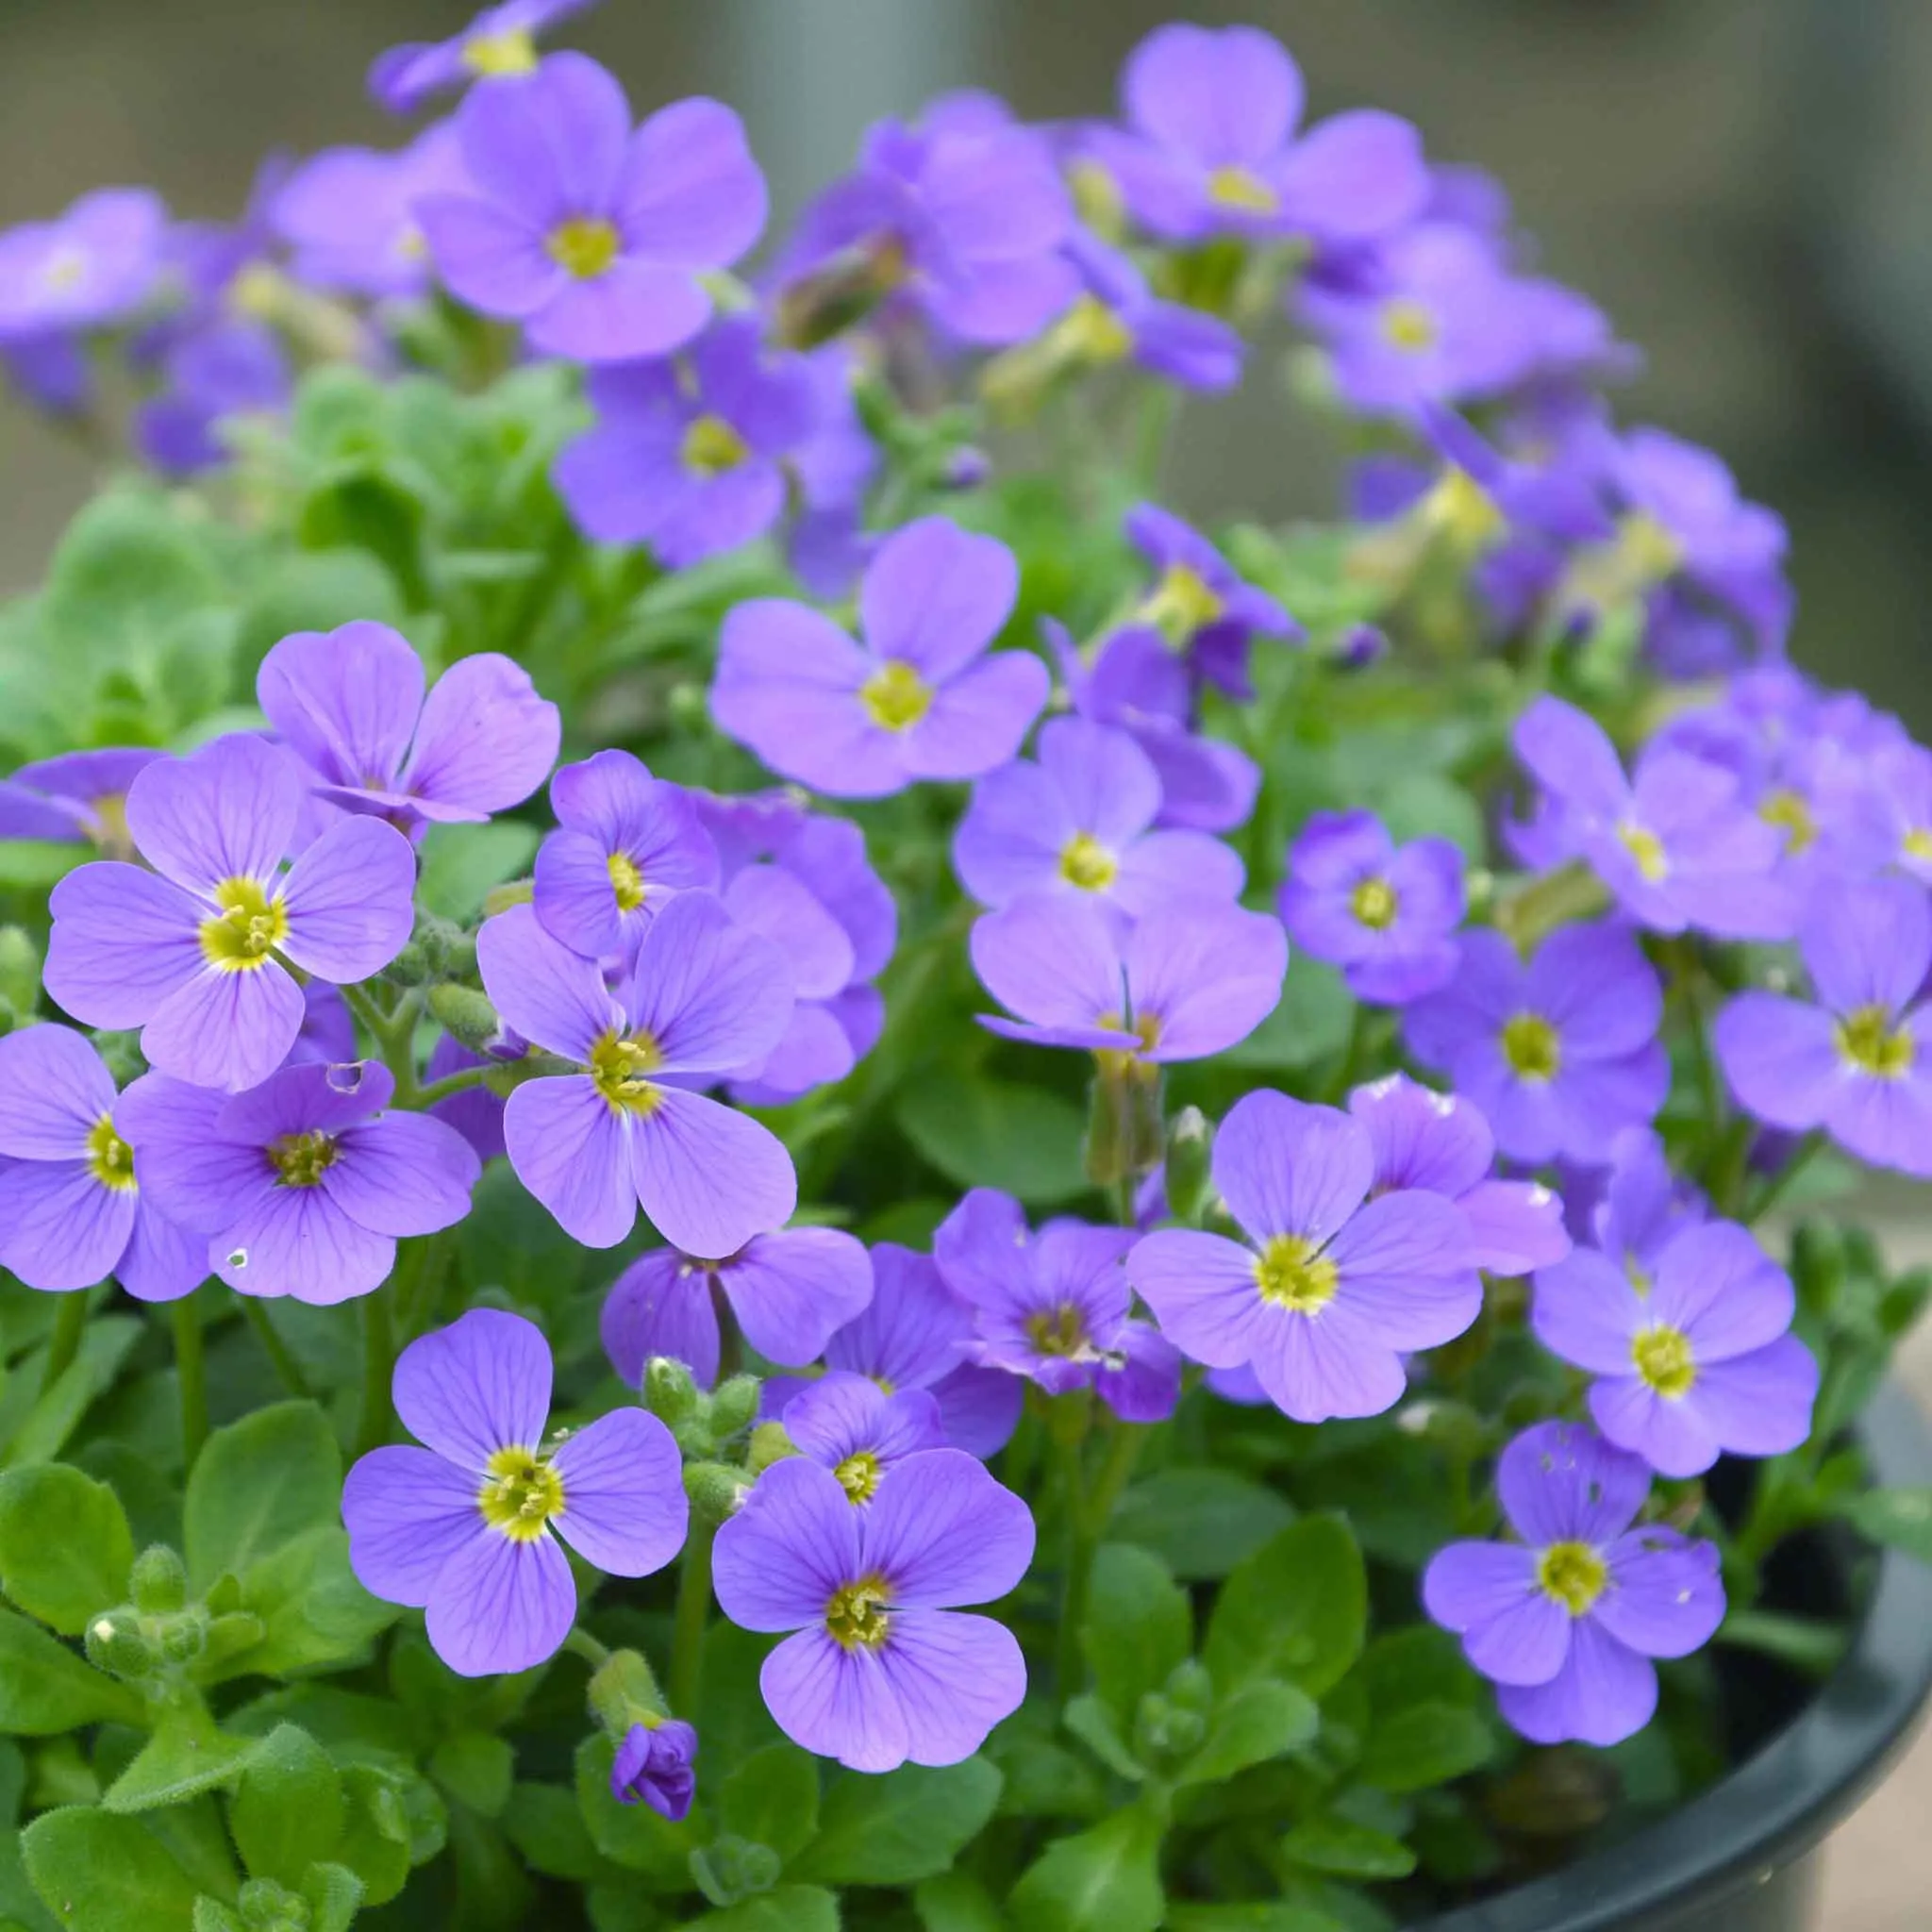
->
418, 54, 765, 362
2, 332, 92, 415
1125, 504, 1298, 701
0, 189, 166, 338
778, 1372, 945, 1505
609, 1720, 697, 1820
343, 1308, 687, 1675
1424, 1421, 1724, 1746
369, 0, 599, 113
0, 749, 159, 854
711, 1449, 1032, 1771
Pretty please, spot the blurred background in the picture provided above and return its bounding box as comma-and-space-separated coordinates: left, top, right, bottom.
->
2, 2, 1930, 1921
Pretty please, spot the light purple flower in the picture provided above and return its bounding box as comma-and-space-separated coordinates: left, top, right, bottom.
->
1564, 1125, 1706, 1287
1404, 922, 1669, 1167
43, 735, 417, 1093
258, 621, 560, 832
417, 54, 765, 362
475, 895, 797, 1257
778, 1372, 945, 1505
609, 1720, 697, 1820
1281, 810, 1465, 1005
343, 1308, 687, 1676
935, 1189, 1180, 1422
1423, 1421, 1724, 1746
425, 1033, 508, 1164
0, 748, 159, 854
134, 320, 291, 476
971, 891, 1287, 1068
0, 1024, 204, 1302
1128, 1090, 1478, 1422
2, 332, 91, 416
712, 517, 1046, 801
953, 718, 1242, 922
1125, 504, 1298, 702
369, 0, 598, 113
0, 189, 166, 338
711, 1448, 1032, 1772
118, 1059, 480, 1305
601, 1226, 874, 1390
1714, 876, 1932, 1178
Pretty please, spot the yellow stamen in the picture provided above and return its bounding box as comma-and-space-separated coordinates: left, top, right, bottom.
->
547, 216, 621, 281
269, 1129, 338, 1190
1758, 788, 1816, 855
1253, 1234, 1339, 1314
1422, 466, 1505, 548
1617, 823, 1669, 883
834, 1451, 882, 1505
1141, 563, 1224, 643
1501, 1012, 1560, 1082
462, 26, 539, 76
1351, 877, 1399, 930
1380, 299, 1439, 352
478, 1446, 565, 1541
1837, 1004, 1914, 1079
86, 1115, 137, 1194
608, 851, 647, 914
825, 1574, 891, 1651
1631, 1324, 1696, 1399
1207, 165, 1278, 213
1058, 833, 1118, 892
680, 413, 751, 477
1616, 511, 1684, 581
1055, 293, 1135, 365
859, 659, 933, 733
1536, 1540, 1608, 1616
1094, 1012, 1162, 1080
590, 1027, 666, 1115
198, 877, 289, 974
1024, 1304, 1089, 1358
1904, 828, 1932, 865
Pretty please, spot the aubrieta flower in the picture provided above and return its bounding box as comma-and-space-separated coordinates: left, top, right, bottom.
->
1533, 1220, 1816, 1479
44, 734, 417, 1092
475, 896, 797, 1257
343, 1308, 688, 1676
1715, 876, 1932, 1179
1564, 1125, 1706, 1287
601, 1225, 874, 1391
1280, 809, 1466, 1005
0, 189, 166, 338
532, 749, 718, 965
778, 1372, 945, 1504
418, 53, 765, 362
0, 1024, 204, 1302
370, 0, 597, 112
133, 320, 292, 477
1129, 1091, 1476, 1421
609, 1720, 698, 1821
1348, 1074, 1571, 1276
711, 1448, 1033, 1772
0, 748, 158, 854
258, 621, 560, 832
712, 516, 1048, 800
952, 717, 1244, 922
1423, 1421, 1724, 1747
972, 891, 1287, 1069
935, 1189, 1181, 1422
118, 1060, 480, 1305
1404, 922, 1669, 1167
1126, 503, 1298, 701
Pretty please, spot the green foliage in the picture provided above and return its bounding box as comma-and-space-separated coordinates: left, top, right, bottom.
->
1204, 1517, 1368, 1701
1008, 1800, 1167, 1932
0, 1609, 143, 1734
0, 1464, 135, 1635
896, 1074, 1092, 1206
792, 1759, 1002, 1886
22, 1806, 208, 1931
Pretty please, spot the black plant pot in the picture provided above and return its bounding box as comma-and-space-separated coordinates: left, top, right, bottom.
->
1419, 1382, 1932, 1932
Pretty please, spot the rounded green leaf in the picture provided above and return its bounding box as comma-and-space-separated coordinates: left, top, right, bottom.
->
230, 1724, 345, 1885
184, 1403, 341, 1592
22, 1806, 203, 1932
0, 1464, 135, 1636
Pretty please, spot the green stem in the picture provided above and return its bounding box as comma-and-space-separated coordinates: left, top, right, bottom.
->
1054, 1414, 1148, 1704
1113, 1172, 1140, 1229
1323, 1005, 1373, 1105
40, 1292, 91, 1396
563, 1626, 613, 1671
240, 1298, 310, 1399
343, 983, 424, 1103
667, 1520, 716, 1718
1747, 1131, 1826, 1225
408, 1064, 498, 1109
172, 1297, 208, 1468
358, 1290, 395, 1457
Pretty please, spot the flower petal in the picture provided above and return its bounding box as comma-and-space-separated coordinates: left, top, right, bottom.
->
257, 621, 423, 792
1213, 1089, 1372, 1246
43, 862, 203, 1029
478, 903, 621, 1061
1495, 1618, 1657, 1748
402, 655, 560, 820
550, 1407, 689, 1577
860, 1447, 1034, 1608
1597, 1528, 1725, 1659
278, 816, 417, 983
1126, 1228, 1262, 1370
0, 1158, 136, 1292
629, 1086, 796, 1261
900, 653, 1050, 784
859, 518, 1019, 680
342, 1444, 483, 1608
142, 960, 307, 1094
601, 1251, 721, 1390
720, 1227, 874, 1368
877, 1611, 1026, 1767
125, 734, 300, 894
218, 1185, 395, 1306
1497, 1420, 1648, 1547
759, 1629, 907, 1772
0, 1024, 115, 1158
393, 1307, 554, 1470
712, 1457, 861, 1632
425, 1524, 576, 1677
629, 889, 796, 1072
324, 1111, 481, 1238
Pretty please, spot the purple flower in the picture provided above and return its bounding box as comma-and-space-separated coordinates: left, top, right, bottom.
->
0, 189, 166, 338
935, 1189, 1180, 1422
293, 982, 359, 1067
425, 1033, 508, 1164
972, 891, 1287, 1068
601, 1226, 874, 1390
134, 320, 291, 476
118, 1059, 480, 1305
1125, 504, 1298, 702
1280, 810, 1465, 1005
0, 1024, 204, 1302
417, 54, 765, 363
369, 0, 598, 112
711, 1449, 1032, 1771
1086, 25, 1425, 246
1565, 1126, 1706, 1286
258, 621, 560, 832
343, 1308, 687, 1676
1533, 1220, 1816, 1479
532, 750, 718, 965
778, 1373, 945, 1504
1404, 922, 1669, 1167
43, 735, 417, 1093
1714, 877, 1932, 1178
0, 748, 159, 854
475, 895, 797, 1257
953, 718, 1243, 922
1128, 1090, 1478, 1422
1348, 1074, 1570, 1277
764, 1244, 1023, 1459
1423, 1421, 1724, 1746
712, 517, 1047, 800
609, 1720, 698, 1820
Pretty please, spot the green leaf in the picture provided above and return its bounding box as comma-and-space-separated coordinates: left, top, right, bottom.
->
0, 1608, 142, 1734
1357, 1703, 1493, 1793
3, 1315, 142, 1468
336, 1764, 419, 1906
22, 1807, 205, 1932
1008, 1801, 1165, 1932
431, 1729, 515, 1820
915, 1870, 1008, 1932
1357, 1626, 1482, 1719
183, 1402, 341, 1591
212, 1527, 397, 1681
1222, 956, 1352, 1071
897, 1074, 1091, 1206
418, 821, 543, 922
719, 1742, 820, 1867
41, 491, 224, 673
300, 1861, 365, 1932
1063, 1695, 1145, 1782
1281, 1814, 1417, 1881
1111, 1470, 1296, 1582
1839, 1486, 1932, 1562
1375, 772, 1485, 862
1718, 1609, 1849, 1675
229, 1724, 345, 1885
102, 1708, 258, 1813
792, 1757, 1001, 1886
689, 1886, 839, 1932
575, 1735, 700, 1886
1166, 1907, 1346, 1931
0, 1463, 135, 1634
1175, 1680, 1320, 1789
502, 1782, 602, 1882
1204, 1517, 1366, 1700
1082, 1543, 1190, 1724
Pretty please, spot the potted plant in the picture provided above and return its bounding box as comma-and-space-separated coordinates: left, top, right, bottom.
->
0, 8, 1927, 1930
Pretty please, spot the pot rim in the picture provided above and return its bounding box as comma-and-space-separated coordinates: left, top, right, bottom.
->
1418, 1378, 1932, 1932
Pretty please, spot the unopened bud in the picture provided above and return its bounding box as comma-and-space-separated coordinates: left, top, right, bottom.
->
746, 1422, 796, 1474
1162, 1106, 1213, 1225
684, 1461, 752, 1524
708, 1375, 760, 1441
158, 1612, 208, 1665
382, 938, 433, 988
587, 1646, 668, 1740
85, 1612, 155, 1679
643, 1357, 701, 1424
427, 982, 506, 1056
130, 1543, 188, 1614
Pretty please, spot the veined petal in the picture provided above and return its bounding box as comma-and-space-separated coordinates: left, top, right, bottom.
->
600, 1251, 722, 1390
402, 655, 561, 820
257, 622, 424, 792
503, 1075, 638, 1249
44, 862, 203, 1029
425, 1524, 576, 1677
124, 734, 300, 894
861, 1447, 1034, 1607
877, 1611, 1026, 1767
324, 1111, 481, 1238
0, 1024, 115, 1158
712, 1457, 862, 1631
629, 1086, 796, 1261
142, 961, 307, 1094
394, 1307, 553, 1470
477, 902, 621, 1061
342, 1444, 484, 1608
550, 1407, 688, 1577
0, 1158, 136, 1293
278, 815, 417, 983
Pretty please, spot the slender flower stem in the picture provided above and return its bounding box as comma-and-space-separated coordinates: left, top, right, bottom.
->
172, 1296, 208, 1467
240, 1297, 310, 1400
563, 1626, 613, 1671
358, 1289, 395, 1457
40, 1291, 91, 1397
1055, 1414, 1148, 1703
342, 982, 425, 1104
1747, 1130, 1827, 1225
408, 1064, 498, 1109
667, 1520, 716, 1718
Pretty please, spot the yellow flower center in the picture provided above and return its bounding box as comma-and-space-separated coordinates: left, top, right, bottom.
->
1758, 788, 1817, 855
86, 1115, 137, 1194
547, 216, 622, 281
680, 413, 751, 477
1058, 833, 1119, 892
589, 1027, 666, 1115
834, 1451, 882, 1505
41, 247, 88, 293
477, 1446, 565, 1541
1423, 466, 1505, 548
1351, 877, 1399, 930
1094, 1012, 1163, 1080
1056, 293, 1135, 365
1501, 1012, 1561, 1082
825, 1574, 892, 1651
462, 26, 539, 75
1617, 511, 1684, 581
1141, 563, 1224, 643
1617, 823, 1670, 883
608, 851, 647, 914
1207, 165, 1278, 213
1631, 1324, 1696, 1399
1380, 299, 1439, 352
199, 877, 290, 974
1068, 159, 1125, 235
859, 659, 933, 733
1024, 1303, 1089, 1357
1536, 1540, 1608, 1616
90, 792, 132, 856
1904, 827, 1932, 864
1836, 1004, 1914, 1079
269, 1129, 339, 1190
1253, 1234, 1340, 1314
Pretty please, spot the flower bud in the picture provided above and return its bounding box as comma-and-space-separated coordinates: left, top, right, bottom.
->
382, 936, 434, 988
745, 1422, 796, 1474
85, 1611, 155, 1680
708, 1374, 760, 1441
1161, 1106, 1213, 1225
1164, 1657, 1214, 1716
130, 1542, 189, 1614
684, 1461, 752, 1524
0, 925, 41, 1017
158, 1612, 208, 1665
237, 1876, 310, 1932
427, 982, 507, 1056
643, 1357, 701, 1426
608, 1717, 698, 1821
588, 1646, 667, 1740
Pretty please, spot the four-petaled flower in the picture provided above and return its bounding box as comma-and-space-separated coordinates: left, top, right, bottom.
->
778, 1372, 945, 1506
368, 0, 595, 112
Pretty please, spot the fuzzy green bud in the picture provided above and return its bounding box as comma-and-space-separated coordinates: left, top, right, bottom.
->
708, 1374, 761, 1441
587, 1646, 668, 1740
0, 925, 39, 1018
382, 937, 434, 988
1164, 1657, 1214, 1716
1162, 1106, 1213, 1224
427, 982, 505, 1055
130, 1542, 189, 1614
158, 1612, 208, 1666
237, 1876, 310, 1932
667, 683, 708, 733
746, 1422, 796, 1475
643, 1357, 702, 1429
85, 1611, 155, 1679
684, 1461, 752, 1525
